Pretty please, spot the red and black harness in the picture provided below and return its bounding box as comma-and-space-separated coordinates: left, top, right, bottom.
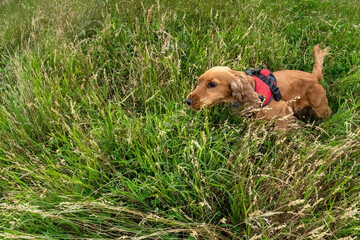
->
230, 68, 282, 109
246, 68, 282, 107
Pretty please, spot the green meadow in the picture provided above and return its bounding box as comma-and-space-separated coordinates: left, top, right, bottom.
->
0, 0, 359, 239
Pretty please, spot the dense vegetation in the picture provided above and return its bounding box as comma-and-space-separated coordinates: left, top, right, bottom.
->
0, 0, 359, 238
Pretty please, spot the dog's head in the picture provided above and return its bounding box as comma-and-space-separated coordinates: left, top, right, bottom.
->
186, 66, 259, 110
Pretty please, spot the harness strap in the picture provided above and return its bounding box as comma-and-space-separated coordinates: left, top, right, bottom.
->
229, 102, 242, 109
245, 68, 282, 107
258, 69, 281, 101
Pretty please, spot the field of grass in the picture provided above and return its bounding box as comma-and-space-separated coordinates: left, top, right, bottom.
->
0, 0, 359, 239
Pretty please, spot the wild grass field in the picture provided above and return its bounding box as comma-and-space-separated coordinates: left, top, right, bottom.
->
0, 0, 359, 239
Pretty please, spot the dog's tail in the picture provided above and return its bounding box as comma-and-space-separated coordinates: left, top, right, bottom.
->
312, 44, 329, 81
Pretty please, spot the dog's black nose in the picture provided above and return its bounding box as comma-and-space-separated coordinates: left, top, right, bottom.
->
185, 99, 193, 106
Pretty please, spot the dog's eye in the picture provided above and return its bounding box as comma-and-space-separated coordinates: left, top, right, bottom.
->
208, 82, 217, 88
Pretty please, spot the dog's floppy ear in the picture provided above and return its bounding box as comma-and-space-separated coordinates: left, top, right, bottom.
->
231, 79, 243, 102
230, 70, 260, 108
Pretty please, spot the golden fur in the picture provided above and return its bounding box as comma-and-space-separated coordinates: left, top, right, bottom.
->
186, 45, 331, 129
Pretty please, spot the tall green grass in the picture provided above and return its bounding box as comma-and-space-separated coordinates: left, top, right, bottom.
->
0, 0, 359, 239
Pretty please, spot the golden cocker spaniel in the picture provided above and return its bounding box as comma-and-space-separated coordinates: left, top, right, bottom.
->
186, 45, 331, 129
